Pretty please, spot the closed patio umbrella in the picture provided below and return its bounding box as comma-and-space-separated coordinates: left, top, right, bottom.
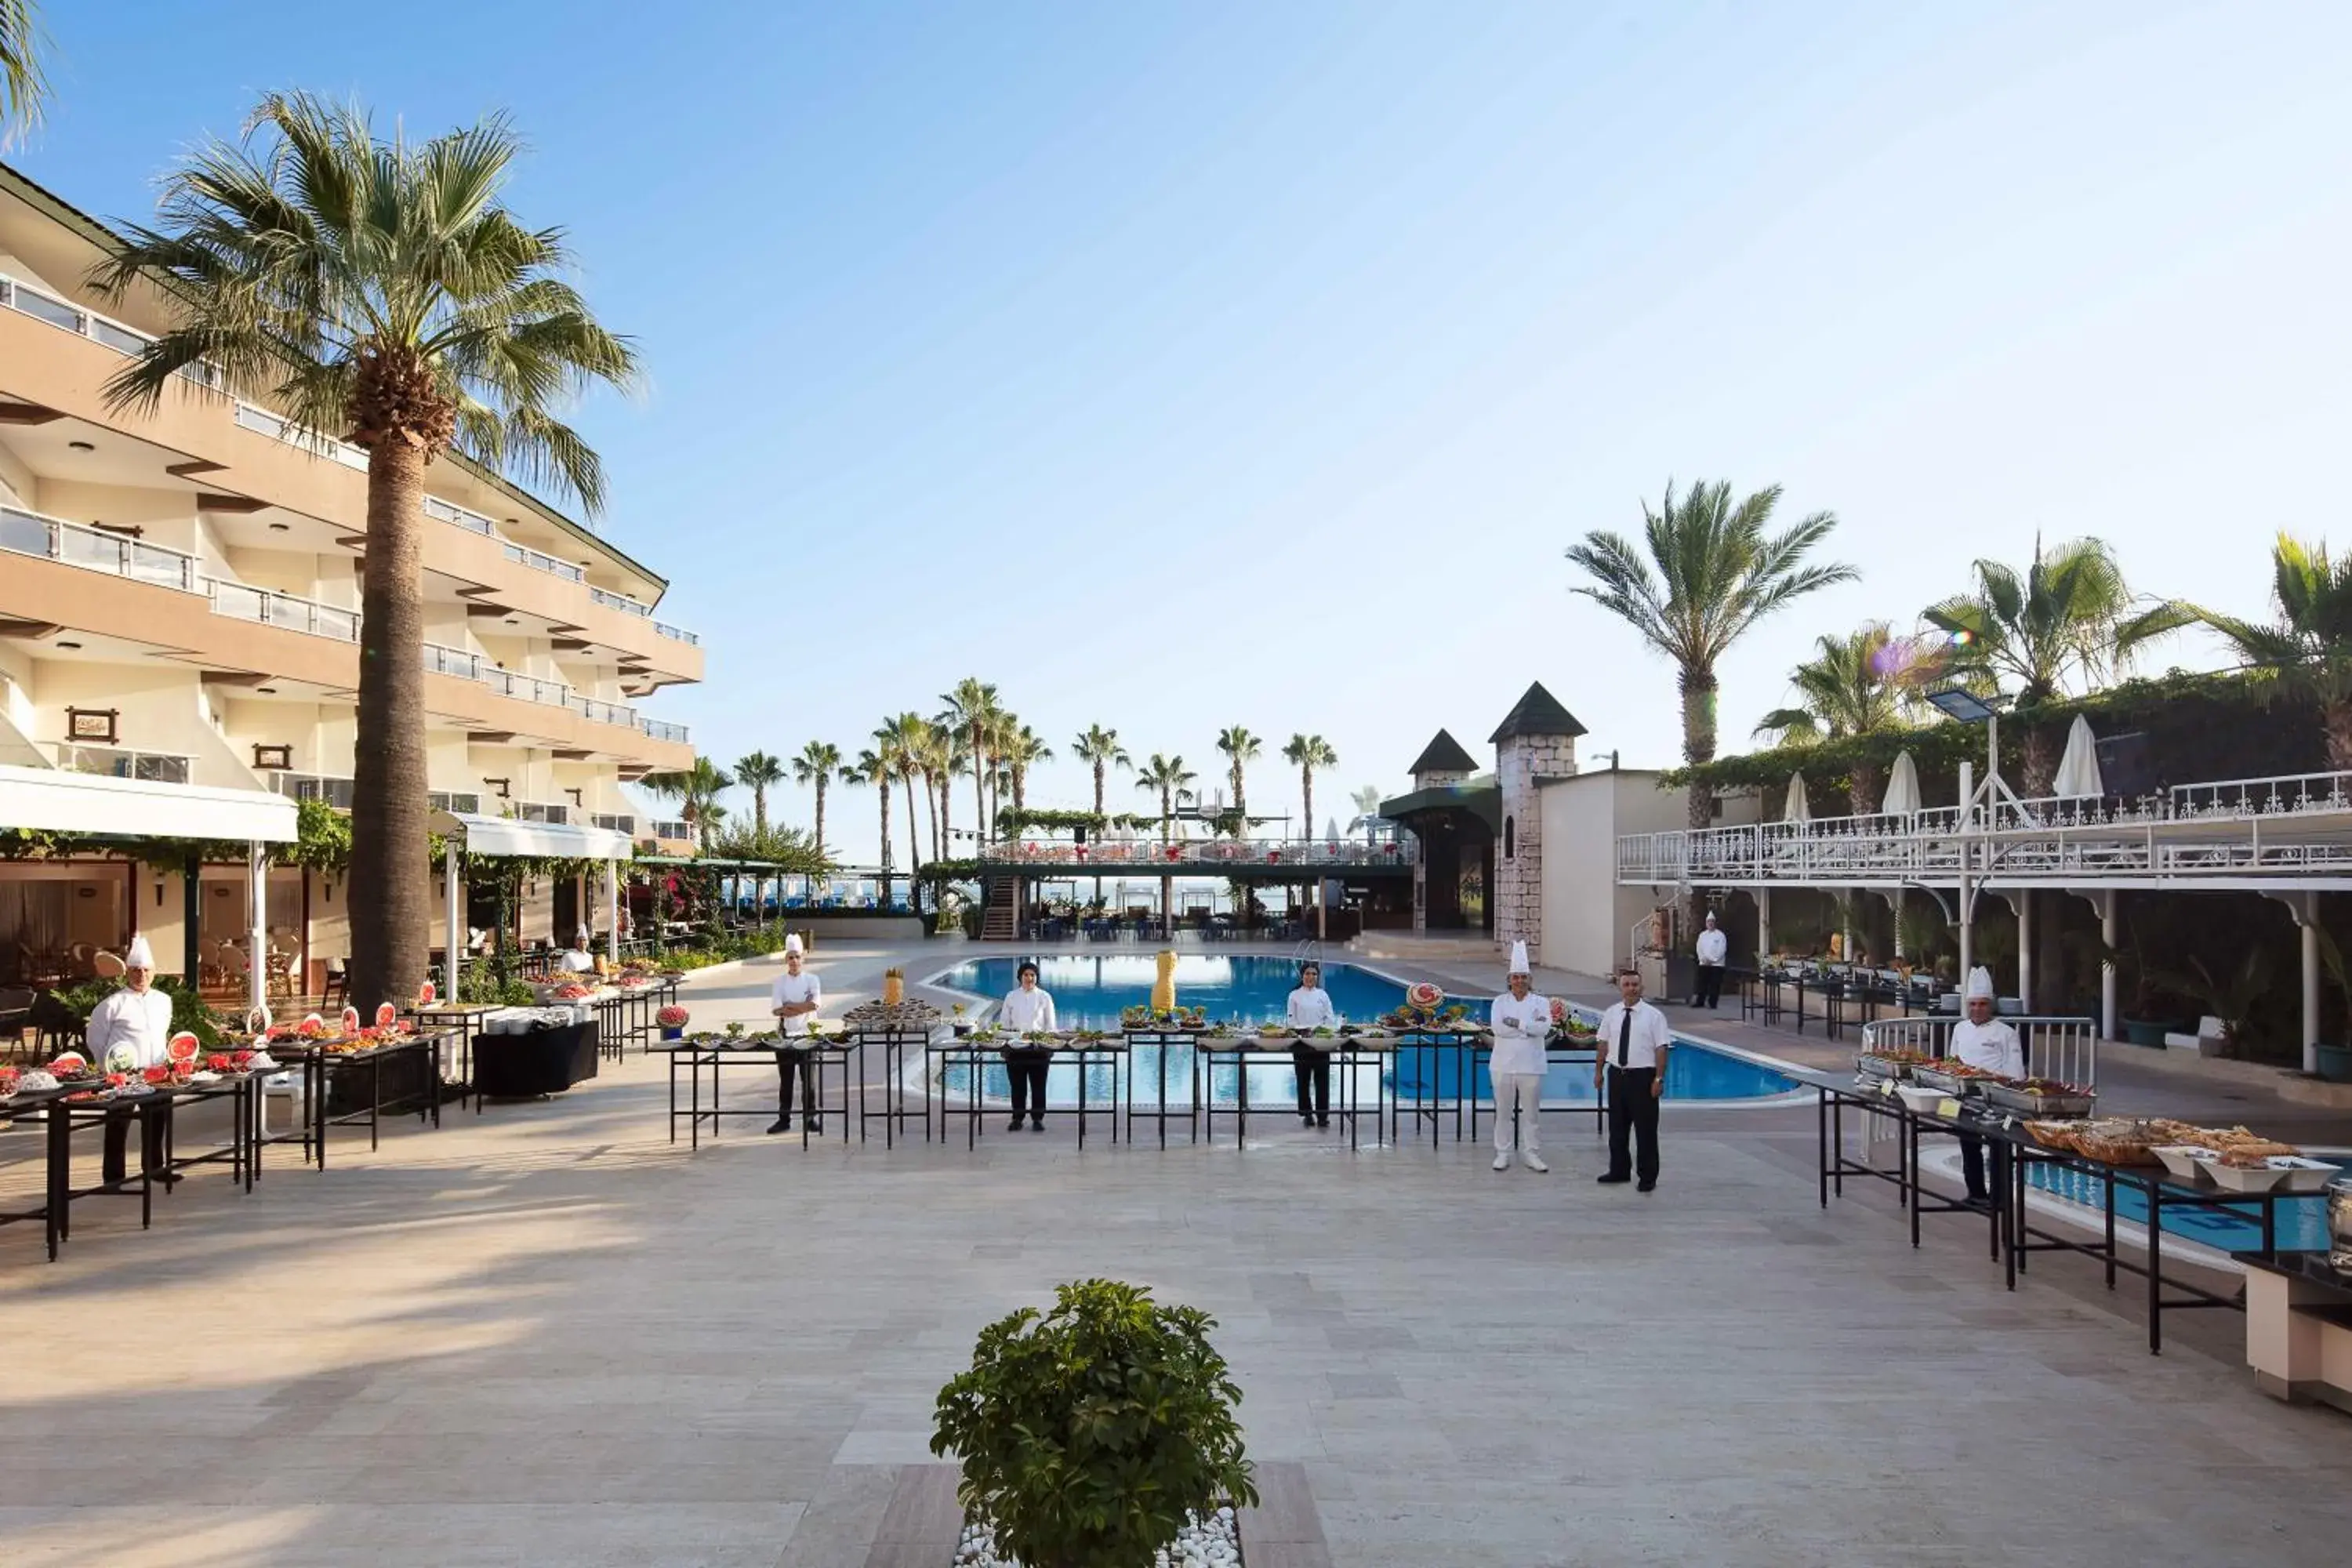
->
2053, 714, 2103, 797
1881, 750, 1922, 817
1784, 772, 1811, 822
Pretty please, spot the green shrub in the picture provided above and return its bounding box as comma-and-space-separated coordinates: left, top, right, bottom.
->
932, 1279, 1256, 1568
53, 975, 222, 1046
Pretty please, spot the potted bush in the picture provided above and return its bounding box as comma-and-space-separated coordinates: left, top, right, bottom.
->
932, 1279, 1258, 1568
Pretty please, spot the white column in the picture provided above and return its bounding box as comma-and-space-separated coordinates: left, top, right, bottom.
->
445, 842, 463, 995
2303, 918, 2321, 1076
1891, 888, 1905, 960
605, 860, 621, 964
2016, 890, 2033, 1012
247, 841, 268, 1016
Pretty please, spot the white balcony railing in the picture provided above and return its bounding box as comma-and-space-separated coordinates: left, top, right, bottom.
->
592, 811, 637, 833
420, 494, 499, 539
648, 818, 692, 841
637, 717, 689, 744
428, 789, 485, 815
267, 771, 355, 808
654, 621, 698, 646
589, 586, 652, 618
58, 744, 192, 784
978, 834, 1414, 869
1, 503, 202, 592
208, 579, 359, 641
511, 800, 569, 825
419, 644, 668, 735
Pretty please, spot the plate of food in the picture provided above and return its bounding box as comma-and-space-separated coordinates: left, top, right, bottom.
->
2151, 1145, 2221, 1183
2264, 1156, 2340, 1195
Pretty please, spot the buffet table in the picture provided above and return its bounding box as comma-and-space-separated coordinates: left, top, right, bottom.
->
473, 1021, 599, 1104
1193, 1033, 1391, 1152
924, 1036, 1128, 1151
1798, 1065, 2330, 1353
1120, 1028, 1201, 1149
848, 1026, 929, 1149
663, 1035, 856, 1149
269, 1035, 444, 1163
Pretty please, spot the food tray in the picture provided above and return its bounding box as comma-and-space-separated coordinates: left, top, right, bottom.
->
1982, 1083, 2096, 1117
2266, 1156, 2340, 1196
1911, 1065, 1976, 1096
2151, 1145, 2221, 1184
1891, 1083, 1947, 1115
2199, 1157, 2288, 1193
1855, 1054, 1904, 1082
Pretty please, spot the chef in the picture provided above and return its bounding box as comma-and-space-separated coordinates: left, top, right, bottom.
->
767, 935, 824, 1135
999, 960, 1058, 1133
1693, 911, 1728, 1010
1487, 942, 1551, 1174
1287, 961, 1338, 1130
86, 935, 175, 1188
557, 932, 596, 975
1594, 966, 1671, 1191
1949, 966, 2024, 1205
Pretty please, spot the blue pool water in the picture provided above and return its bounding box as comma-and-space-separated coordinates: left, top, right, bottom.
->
929, 955, 1800, 1107
2024, 1160, 2342, 1254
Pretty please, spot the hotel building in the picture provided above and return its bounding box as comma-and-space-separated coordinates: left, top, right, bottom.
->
0, 160, 700, 996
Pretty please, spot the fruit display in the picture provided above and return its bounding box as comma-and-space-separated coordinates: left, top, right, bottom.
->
1406, 982, 1445, 1011
839, 998, 940, 1028
882, 967, 906, 1007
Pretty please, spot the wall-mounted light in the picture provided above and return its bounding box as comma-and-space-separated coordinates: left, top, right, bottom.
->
269, 522, 291, 533
68, 440, 94, 452
55, 641, 82, 651
255, 688, 277, 695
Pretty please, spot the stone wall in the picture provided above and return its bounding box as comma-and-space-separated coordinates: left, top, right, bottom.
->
1495, 733, 1577, 960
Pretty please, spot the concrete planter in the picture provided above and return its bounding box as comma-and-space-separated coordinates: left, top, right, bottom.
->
2317, 1042, 2352, 1083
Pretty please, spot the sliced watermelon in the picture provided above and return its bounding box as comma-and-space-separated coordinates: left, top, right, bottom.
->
376, 1001, 398, 1029
166, 1032, 201, 1062
417, 980, 437, 1007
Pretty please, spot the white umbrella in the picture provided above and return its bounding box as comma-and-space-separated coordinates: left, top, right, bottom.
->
2053, 714, 2103, 797
1784, 772, 1812, 823
1881, 750, 1922, 817
1326, 817, 1341, 841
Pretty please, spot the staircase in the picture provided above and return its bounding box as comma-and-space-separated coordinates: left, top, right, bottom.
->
981, 876, 1019, 942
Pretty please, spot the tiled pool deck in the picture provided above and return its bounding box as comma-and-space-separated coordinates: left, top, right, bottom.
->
2, 937, 2347, 1567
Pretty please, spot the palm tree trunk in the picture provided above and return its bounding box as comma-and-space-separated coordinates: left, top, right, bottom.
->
754, 786, 768, 837
920, 774, 938, 863
902, 776, 923, 875
1301, 768, 1314, 844
2021, 724, 2060, 797
1849, 762, 1884, 817
2329, 699, 2352, 771
1678, 666, 1719, 831
971, 724, 986, 848
813, 779, 827, 861
878, 782, 893, 893
939, 775, 953, 858
348, 438, 431, 1014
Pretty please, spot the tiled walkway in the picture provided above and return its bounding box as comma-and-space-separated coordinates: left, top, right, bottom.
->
1, 938, 2347, 1567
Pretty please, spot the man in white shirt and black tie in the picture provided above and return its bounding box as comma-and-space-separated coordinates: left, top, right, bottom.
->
1594, 967, 1671, 1191
1693, 911, 1728, 1009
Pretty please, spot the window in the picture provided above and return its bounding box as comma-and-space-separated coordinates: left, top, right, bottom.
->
1503, 815, 1515, 859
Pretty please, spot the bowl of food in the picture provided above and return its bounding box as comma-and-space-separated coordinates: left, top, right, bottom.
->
2264, 1156, 2341, 1196
2200, 1152, 2290, 1192
1893, 1083, 1948, 1115
2151, 1145, 2221, 1183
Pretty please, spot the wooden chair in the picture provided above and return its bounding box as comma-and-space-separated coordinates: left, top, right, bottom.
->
321, 960, 348, 1010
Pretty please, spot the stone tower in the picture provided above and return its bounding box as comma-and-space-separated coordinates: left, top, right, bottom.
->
1489, 682, 1585, 964
1406, 730, 1477, 792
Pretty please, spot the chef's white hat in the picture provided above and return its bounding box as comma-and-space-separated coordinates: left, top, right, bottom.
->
124, 934, 156, 971
784, 934, 804, 956
1508, 940, 1530, 976
1964, 965, 1995, 1001
1704, 910, 1718, 924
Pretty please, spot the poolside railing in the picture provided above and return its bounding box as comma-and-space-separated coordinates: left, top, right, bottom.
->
1860, 1014, 2101, 1090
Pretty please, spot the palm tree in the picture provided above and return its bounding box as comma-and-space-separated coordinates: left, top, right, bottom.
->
642, 757, 731, 854
1004, 724, 1053, 815
792, 740, 843, 858
732, 751, 784, 836
1751, 622, 1923, 812
1, 0, 48, 146
1281, 735, 1338, 842
1568, 479, 1854, 829
1214, 726, 1261, 834
877, 713, 929, 876
848, 748, 894, 898
96, 96, 638, 1014
2166, 532, 2352, 768
1136, 753, 1196, 844
1072, 724, 1131, 816
940, 677, 1001, 844
1922, 536, 2172, 793
1348, 785, 1385, 844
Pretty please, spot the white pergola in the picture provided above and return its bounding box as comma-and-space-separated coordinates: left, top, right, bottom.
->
0, 764, 299, 1014
434, 812, 636, 989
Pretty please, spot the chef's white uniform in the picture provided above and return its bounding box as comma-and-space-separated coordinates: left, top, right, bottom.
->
1489, 990, 1552, 1156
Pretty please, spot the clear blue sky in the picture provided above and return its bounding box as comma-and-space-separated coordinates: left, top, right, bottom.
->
13, 2, 2350, 859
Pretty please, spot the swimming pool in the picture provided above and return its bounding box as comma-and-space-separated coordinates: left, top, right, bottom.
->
927, 954, 1801, 1108
2024, 1159, 2343, 1254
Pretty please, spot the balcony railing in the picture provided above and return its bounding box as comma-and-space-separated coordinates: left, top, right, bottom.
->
654, 621, 699, 645
420, 643, 661, 735
2, 503, 202, 592
648, 818, 692, 842
58, 745, 192, 784
428, 789, 485, 815
421, 494, 499, 539
637, 717, 690, 744
267, 771, 355, 809
591, 811, 636, 833
502, 539, 585, 584
578, 696, 638, 728
511, 800, 569, 825
0, 272, 227, 392
589, 586, 652, 618
978, 834, 1414, 869
208, 579, 359, 641
230, 401, 370, 471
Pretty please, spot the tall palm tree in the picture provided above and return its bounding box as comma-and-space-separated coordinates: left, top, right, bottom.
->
1135, 753, 1196, 844
1, 0, 47, 146
1072, 724, 1131, 816
1281, 734, 1338, 841
940, 678, 1001, 845
1567, 479, 1854, 829
1922, 536, 2172, 793
97, 96, 638, 1014
2165, 532, 2352, 768
847, 748, 893, 897
1751, 622, 1924, 812
1214, 726, 1261, 833
732, 751, 784, 836
877, 713, 929, 876
1348, 785, 1385, 844
793, 741, 843, 858
642, 757, 731, 855
1004, 724, 1052, 816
